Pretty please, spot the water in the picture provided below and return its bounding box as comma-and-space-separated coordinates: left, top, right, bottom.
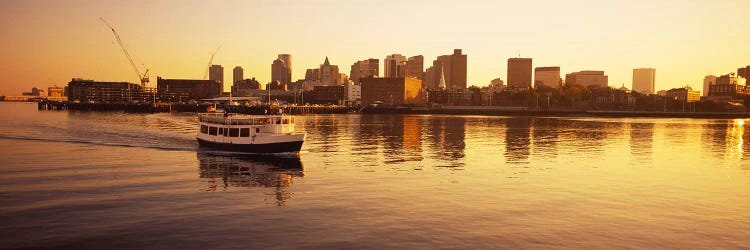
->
1, 102, 749, 248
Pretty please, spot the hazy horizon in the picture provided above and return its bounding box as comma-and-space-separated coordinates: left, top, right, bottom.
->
1, 0, 748, 95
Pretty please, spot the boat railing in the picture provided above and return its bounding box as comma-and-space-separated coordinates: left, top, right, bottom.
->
198, 113, 291, 126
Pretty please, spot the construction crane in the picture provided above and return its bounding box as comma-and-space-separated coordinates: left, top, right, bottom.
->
100, 18, 149, 88
202, 46, 222, 80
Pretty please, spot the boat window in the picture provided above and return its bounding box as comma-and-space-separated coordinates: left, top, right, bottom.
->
276, 118, 281, 124
200, 125, 208, 134
282, 119, 289, 124
218, 127, 223, 135
240, 128, 250, 137
228, 128, 239, 137
256, 128, 260, 133
208, 126, 217, 135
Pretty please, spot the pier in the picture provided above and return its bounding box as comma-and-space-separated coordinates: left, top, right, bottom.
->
37, 100, 354, 114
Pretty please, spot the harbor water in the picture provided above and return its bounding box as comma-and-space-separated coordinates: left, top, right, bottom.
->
1, 102, 749, 248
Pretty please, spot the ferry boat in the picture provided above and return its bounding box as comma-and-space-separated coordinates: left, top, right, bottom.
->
197, 112, 305, 154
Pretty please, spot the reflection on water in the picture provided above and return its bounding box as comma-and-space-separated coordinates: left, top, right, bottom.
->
3, 102, 750, 249
505, 118, 532, 163
700, 120, 748, 164
531, 118, 560, 159
197, 153, 303, 206
425, 116, 465, 167
629, 122, 654, 162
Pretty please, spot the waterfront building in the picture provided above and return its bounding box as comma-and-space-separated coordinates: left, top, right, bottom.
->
48, 86, 64, 97
508, 58, 533, 89
272, 54, 292, 85
427, 89, 469, 106
534, 66, 560, 88
360, 77, 424, 106
310, 85, 346, 105
385, 54, 407, 78
632, 68, 656, 95
232, 78, 261, 97
68, 78, 148, 103
666, 86, 701, 103
350, 58, 379, 84
706, 74, 750, 104
406, 55, 424, 79
156, 77, 221, 102
739, 66, 750, 79
345, 82, 361, 107
209, 65, 224, 92
31, 87, 45, 96
715, 74, 747, 86
233, 66, 244, 86
565, 71, 609, 88
703, 75, 717, 97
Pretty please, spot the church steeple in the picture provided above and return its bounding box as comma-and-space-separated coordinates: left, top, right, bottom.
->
438, 65, 446, 89
323, 57, 330, 66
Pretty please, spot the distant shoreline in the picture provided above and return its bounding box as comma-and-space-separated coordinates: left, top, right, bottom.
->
8, 101, 750, 119
363, 106, 750, 119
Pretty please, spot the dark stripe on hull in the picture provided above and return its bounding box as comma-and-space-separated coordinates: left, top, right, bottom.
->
197, 138, 303, 153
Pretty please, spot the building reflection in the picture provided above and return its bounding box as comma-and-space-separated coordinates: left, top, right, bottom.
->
196, 153, 303, 206
701, 121, 729, 159
725, 120, 746, 163
425, 116, 466, 164
568, 119, 613, 154
531, 118, 559, 158
302, 115, 342, 153
629, 123, 654, 161
664, 123, 688, 145
353, 115, 423, 164
700, 119, 748, 165
505, 117, 532, 163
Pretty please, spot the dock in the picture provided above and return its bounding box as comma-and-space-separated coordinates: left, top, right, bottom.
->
37, 100, 354, 115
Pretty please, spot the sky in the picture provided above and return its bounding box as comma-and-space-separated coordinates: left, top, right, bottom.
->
0, 0, 748, 95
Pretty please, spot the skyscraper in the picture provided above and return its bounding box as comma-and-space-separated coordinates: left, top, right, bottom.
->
278, 54, 292, 73
406, 55, 424, 79
209, 64, 224, 92
305, 69, 320, 81
385, 54, 407, 78
430, 49, 467, 90
534, 66, 560, 88
703, 75, 717, 97
350, 58, 379, 84
632, 68, 656, 94
319, 57, 340, 85
507, 58, 532, 89
233, 66, 243, 85
272, 54, 292, 85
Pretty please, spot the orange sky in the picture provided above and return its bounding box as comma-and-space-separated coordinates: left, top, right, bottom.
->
1, 0, 748, 95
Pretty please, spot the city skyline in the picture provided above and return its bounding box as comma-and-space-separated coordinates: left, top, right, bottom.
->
1, 0, 748, 95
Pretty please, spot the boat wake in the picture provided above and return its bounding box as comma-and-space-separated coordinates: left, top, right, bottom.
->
0, 134, 198, 152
